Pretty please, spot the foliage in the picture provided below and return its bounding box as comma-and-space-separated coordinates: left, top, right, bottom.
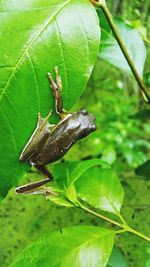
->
0, 0, 100, 199
10, 226, 115, 267
98, 11, 146, 76
0, 0, 150, 267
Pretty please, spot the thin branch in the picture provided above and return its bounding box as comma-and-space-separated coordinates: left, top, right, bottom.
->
89, 0, 150, 104
75, 202, 150, 242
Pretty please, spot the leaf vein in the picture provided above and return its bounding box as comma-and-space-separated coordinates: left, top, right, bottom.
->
55, 18, 69, 103
27, 52, 40, 112
0, 0, 72, 101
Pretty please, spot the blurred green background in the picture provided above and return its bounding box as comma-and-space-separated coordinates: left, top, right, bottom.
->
0, 0, 150, 266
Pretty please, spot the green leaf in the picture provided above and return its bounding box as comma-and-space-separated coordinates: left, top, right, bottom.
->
129, 109, 150, 120
144, 72, 150, 87
66, 184, 78, 203
47, 194, 74, 207
52, 161, 79, 189
52, 160, 110, 204
69, 159, 110, 185
0, 0, 100, 199
145, 258, 150, 267
10, 226, 115, 267
75, 167, 124, 215
107, 247, 128, 267
98, 11, 146, 77
52, 160, 110, 191
101, 145, 116, 165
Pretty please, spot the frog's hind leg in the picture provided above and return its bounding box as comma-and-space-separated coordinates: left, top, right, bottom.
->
15, 165, 54, 196
48, 66, 68, 118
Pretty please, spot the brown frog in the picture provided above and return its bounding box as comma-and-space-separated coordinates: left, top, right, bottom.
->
16, 67, 96, 195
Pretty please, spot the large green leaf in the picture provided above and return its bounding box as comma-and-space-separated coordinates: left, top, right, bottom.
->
49, 160, 110, 206
69, 159, 110, 185
10, 226, 115, 267
75, 167, 124, 215
52, 160, 123, 214
98, 11, 146, 77
0, 0, 100, 199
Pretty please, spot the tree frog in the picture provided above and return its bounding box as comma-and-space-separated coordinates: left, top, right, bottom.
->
16, 67, 96, 196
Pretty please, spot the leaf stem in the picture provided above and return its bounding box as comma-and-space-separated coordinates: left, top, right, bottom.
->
77, 202, 123, 228
90, 0, 150, 104
76, 202, 150, 242
126, 226, 150, 242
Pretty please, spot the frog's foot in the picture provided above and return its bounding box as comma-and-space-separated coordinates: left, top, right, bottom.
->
48, 66, 68, 119
16, 185, 58, 197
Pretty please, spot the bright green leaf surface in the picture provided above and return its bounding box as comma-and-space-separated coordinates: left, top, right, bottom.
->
0, 0, 100, 199
52, 160, 111, 207
10, 226, 115, 267
47, 194, 74, 207
52, 160, 110, 190
66, 184, 78, 203
98, 11, 146, 77
101, 145, 116, 165
69, 159, 110, 185
75, 167, 124, 215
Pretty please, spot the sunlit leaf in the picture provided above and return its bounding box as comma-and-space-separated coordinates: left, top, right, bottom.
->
47, 194, 74, 207
0, 0, 100, 199
101, 145, 116, 165
75, 167, 124, 215
69, 159, 110, 185
10, 226, 115, 267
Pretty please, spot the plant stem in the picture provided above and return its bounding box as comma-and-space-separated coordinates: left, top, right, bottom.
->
126, 226, 150, 242
90, 0, 150, 104
76, 202, 150, 242
77, 202, 123, 228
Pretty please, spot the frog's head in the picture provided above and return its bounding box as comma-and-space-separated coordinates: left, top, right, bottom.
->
75, 108, 96, 139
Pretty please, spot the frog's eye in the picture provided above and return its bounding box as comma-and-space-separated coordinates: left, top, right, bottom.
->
80, 108, 87, 115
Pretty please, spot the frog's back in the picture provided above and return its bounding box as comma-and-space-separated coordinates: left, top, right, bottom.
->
33, 109, 96, 165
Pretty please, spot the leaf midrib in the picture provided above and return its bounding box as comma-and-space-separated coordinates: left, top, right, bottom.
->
0, 0, 72, 102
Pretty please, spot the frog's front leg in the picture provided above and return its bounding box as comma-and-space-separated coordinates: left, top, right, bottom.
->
15, 165, 54, 196
48, 66, 69, 118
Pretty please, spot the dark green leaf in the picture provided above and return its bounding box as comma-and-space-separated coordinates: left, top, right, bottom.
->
52, 160, 110, 204
98, 11, 146, 77
129, 109, 150, 120
0, 0, 100, 199
52, 161, 79, 188
10, 226, 115, 267
135, 160, 150, 180
144, 72, 150, 87
75, 167, 124, 215
107, 247, 128, 267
